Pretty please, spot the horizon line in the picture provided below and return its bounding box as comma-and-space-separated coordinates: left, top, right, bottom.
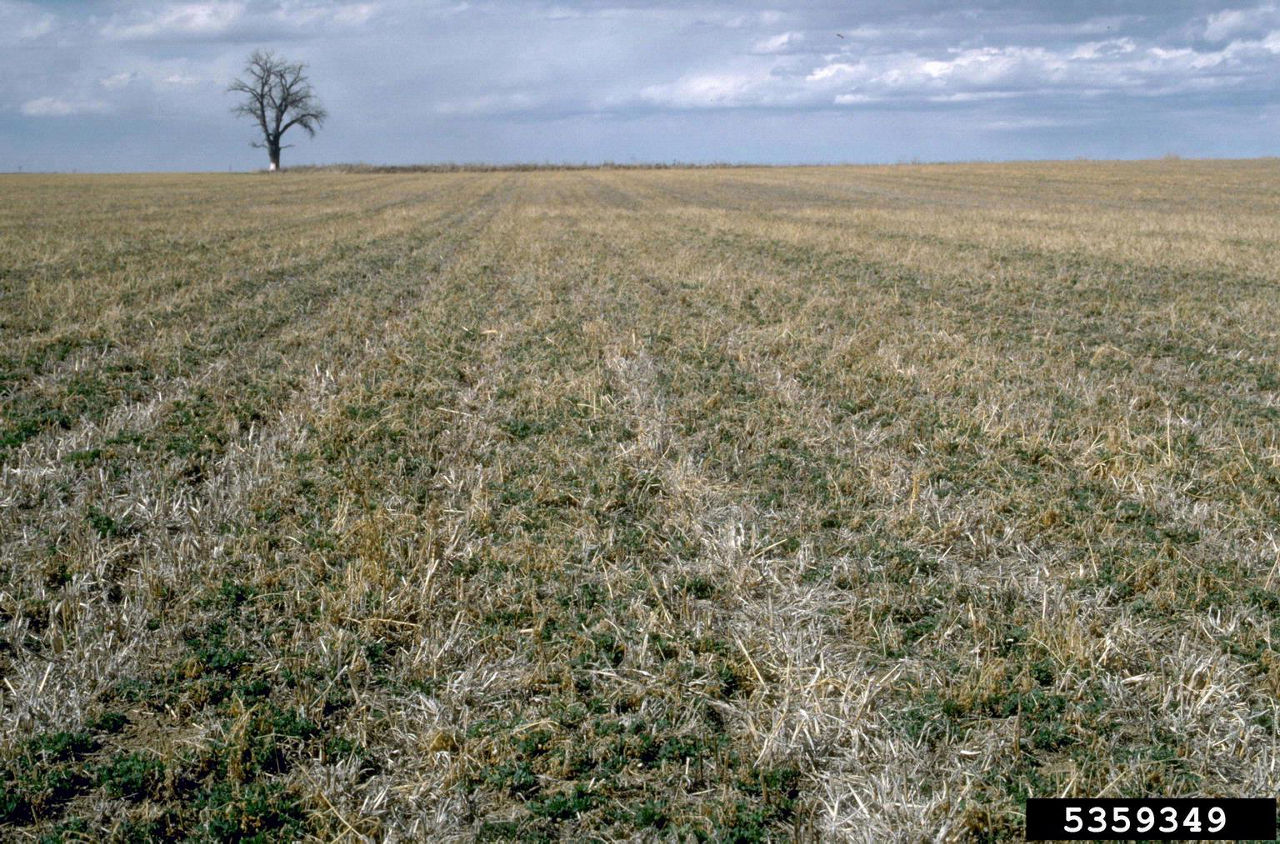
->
3, 153, 1278, 176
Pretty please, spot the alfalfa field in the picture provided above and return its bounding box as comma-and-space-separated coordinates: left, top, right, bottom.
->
2, 160, 1279, 840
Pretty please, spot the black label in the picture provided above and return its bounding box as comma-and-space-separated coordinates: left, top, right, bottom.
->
1025, 798, 1276, 840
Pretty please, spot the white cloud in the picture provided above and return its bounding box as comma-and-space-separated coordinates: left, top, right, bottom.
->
98, 64, 209, 92
925, 91, 1023, 103
1072, 38, 1136, 60
333, 4, 376, 25
0, 0, 55, 42
726, 10, 785, 29
272, 1, 378, 28
1147, 46, 1225, 69
99, 0, 380, 42
753, 31, 801, 54
984, 117, 1083, 131
807, 63, 858, 82
100, 72, 140, 90
1215, 28, 1280, 54
1204, 4, 1280, 42
103, 2, 246, 41
6, 1, 1280, 168
21, 97, 111, 117
641, 70, 775, 109
806, 47, 1069, 103
639, 29, 1280, 115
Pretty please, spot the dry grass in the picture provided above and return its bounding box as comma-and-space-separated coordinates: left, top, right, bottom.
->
1, 160, 1279, 841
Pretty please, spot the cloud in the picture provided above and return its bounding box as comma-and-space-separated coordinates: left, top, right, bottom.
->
434, 92, 542, 116
100, 72, 140, 90
332, 4, 377, 25
100, 0, 377, 43
807, 63, 857, 83
0, 0, 55, 42
5, 1, 1280, 169
648, 47, 1067, 111
21, 97, 111, 117
1071, 38, 1137, 60
1204, 4, 1280, 42
983, 117, 1087, 131
638, 24, 1280, 114
98, 63, 210, 92
832, 93, 874, 105
271, 1, 378, 28
102, 2, 247, 41
641, 69, 778, 109
753, 31, 802, 54
829, 26, 885, 42
725, 10, 785, 29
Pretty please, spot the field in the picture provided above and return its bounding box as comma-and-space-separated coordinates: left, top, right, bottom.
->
2, 160, 1279, 840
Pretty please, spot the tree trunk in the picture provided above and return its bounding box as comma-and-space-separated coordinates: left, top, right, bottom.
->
268, 141, 281, 172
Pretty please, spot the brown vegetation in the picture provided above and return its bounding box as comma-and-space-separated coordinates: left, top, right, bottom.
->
2, 160, 1279, 839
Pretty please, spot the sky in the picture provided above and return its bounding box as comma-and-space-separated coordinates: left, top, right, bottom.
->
2, 1, 1280, 171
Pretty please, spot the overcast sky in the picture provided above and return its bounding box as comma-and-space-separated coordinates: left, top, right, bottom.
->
2, 1, 1280, 170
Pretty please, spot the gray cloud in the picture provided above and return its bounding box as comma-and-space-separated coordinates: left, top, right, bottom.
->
2, 1, 1279, 169
0, 0, 55, 43
1203, 3, 1280, 40
20, 96, 110, 117
97, 1, 380, 42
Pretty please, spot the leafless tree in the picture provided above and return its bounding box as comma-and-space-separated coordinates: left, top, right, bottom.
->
228, 50, 327, 172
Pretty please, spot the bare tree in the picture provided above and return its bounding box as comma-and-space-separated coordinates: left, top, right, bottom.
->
229, 50, 327, 172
